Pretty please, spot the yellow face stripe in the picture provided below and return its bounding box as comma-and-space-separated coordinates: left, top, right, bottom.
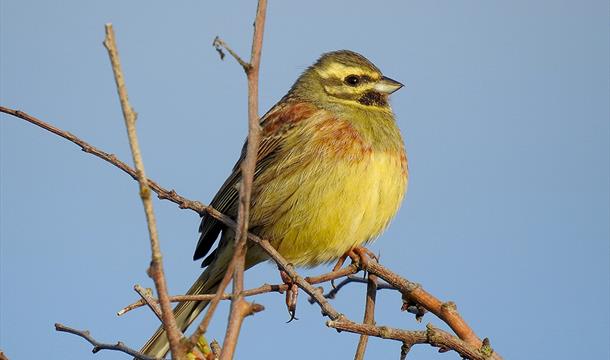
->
315, 62, 380, 81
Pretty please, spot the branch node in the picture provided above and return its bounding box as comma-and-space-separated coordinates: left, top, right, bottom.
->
481, 337, 494, 358
54, 323, 156, 360
212, 35, 251, 71
441, 301, 458, 313
210, 340, 221, 358
400, 342, 411, 360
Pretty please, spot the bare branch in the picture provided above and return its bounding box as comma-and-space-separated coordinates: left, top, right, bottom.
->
121, 265, 360, 316
212, 36, 250, 71
354, 274, 378, 360
1, 106, 503, 359
0, 105, 341, 320
0, 106, 207, 216
55, 323, 158, 360
364, 260, 491, 352
134, 285, 163, 321
304, 264, 360, 284
319, 275, 395, 301
221, 2, 268, 357
102, 24, 186, 359
327, 321, 491, 360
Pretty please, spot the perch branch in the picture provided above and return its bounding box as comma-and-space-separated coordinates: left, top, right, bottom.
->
55, 323, 157, 360
103, 24, 185, 359
120, 265, 359, 316
327, 321, 492, 360
364, 259, 501, 359
1, 106, 502, 359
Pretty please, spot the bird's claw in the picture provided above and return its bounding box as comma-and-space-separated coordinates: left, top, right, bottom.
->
347, 246, 378, 270
330, 253, 349, 289
279, 268, 299, 322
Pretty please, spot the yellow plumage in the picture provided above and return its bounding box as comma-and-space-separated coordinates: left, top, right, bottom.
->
252, 110, 407, 266
140, 50, 408, 358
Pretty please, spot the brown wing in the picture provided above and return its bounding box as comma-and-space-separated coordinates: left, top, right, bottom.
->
193, 100, 317, 265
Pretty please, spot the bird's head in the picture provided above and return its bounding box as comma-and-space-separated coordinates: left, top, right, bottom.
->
290, 50, 403, 110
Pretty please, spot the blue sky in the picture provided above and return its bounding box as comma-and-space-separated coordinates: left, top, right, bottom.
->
1, 1, 608, 359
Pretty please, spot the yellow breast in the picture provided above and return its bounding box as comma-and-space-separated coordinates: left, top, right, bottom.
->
250, 114, 407, 267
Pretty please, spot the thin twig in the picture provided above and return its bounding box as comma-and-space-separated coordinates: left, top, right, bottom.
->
304, 264, 360, 284
0, 106, 208, 216
220, 1, 267, 358
103, 24, 185, 359
55, 323, 158, 360
123, 282, 285, 315
134, 284, 163, 321
354, 274, 378, 360
364, 260, 492, 354
320, 275, 395, 301
188, 253, 239, 347
121, 266, 359, 316
327, 321, 490, 360
212, 36, 250, 71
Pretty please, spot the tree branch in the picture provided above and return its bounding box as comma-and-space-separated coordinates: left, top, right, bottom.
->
354, 274, 377, 360
327, 320, 493, 360
212, 36, 250, 71
364, 260, 490, 351
317, 275, 395, 302
219, 2, 268, 358
0, 104, 341, 319
120, 265, 360, 316
1, 106, 502, 359
134, 284, 163, 321
55, 323, 158, 360
102, 24, 186, 359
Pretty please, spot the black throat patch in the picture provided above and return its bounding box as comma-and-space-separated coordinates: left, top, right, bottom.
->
358, 91, 388, 107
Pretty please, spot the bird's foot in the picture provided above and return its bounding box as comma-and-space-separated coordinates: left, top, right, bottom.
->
329, 253, 349, 289
347, 246, 378, 270
279, 268, 299, 322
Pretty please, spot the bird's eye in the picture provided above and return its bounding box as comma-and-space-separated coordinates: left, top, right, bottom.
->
344, 75, 361, 86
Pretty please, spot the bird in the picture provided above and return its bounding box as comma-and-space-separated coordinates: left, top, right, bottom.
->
140, 50, 408, 357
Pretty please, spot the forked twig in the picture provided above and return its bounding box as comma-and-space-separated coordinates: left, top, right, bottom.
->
55, 323, 158, 360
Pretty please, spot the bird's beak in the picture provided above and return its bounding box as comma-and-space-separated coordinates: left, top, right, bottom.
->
375, 76, 404, 94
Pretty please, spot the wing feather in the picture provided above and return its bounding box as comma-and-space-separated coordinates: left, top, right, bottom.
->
193, 101, 317, 264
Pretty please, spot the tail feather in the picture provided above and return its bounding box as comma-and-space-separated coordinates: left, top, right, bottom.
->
139, 228, 267, 359
139, 258, 227, 358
